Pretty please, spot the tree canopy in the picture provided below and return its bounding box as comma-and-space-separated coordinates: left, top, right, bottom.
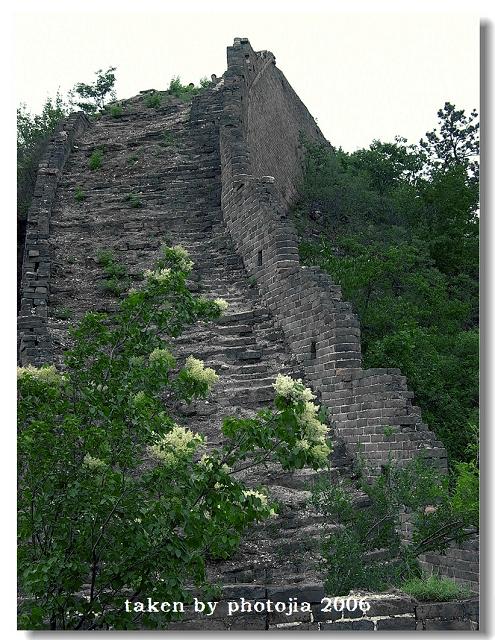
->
294, 103, 479, 465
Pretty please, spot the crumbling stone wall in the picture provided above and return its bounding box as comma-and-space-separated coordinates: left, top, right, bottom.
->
163, 585, 479, 631
18, 112, 90, 366
418, 536, 480, 594
220, 38, 446, 474
219, 37, 478, 591
168, 584, 479, 631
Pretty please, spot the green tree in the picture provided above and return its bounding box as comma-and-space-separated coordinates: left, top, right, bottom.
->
18, 246, 331, 630
419, 101, 479, 179
71, 67, 117, 114
295, 103, 479, 465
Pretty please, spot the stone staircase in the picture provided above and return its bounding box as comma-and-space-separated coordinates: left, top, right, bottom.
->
45, 88, 359, 587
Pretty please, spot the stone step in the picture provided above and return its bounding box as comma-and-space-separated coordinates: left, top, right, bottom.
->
218, 310, 270, 325
223, 375, 276, 387
214, 323, 255, 336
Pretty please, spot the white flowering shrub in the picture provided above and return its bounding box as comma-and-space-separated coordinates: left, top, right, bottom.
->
143, 266, 172, 283
18, 245, 331, 630
169, 244, 194, 272
213, 297, 229, 312
148, 425, 204, 466
17, 364, 64, 386
148, 347, 175, 367
176, 355, 219, 398
82, 453, 107, 470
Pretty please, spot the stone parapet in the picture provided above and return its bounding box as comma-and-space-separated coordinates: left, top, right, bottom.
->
18, 111, 90, 366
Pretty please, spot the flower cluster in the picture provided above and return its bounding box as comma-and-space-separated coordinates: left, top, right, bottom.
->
213, 298, 229, 313
148, 347, 176, 368
170, 245, 194, 272
17, 364, 63, 386
143, 267, 171, 283
82, 453, 106, 471
308, 442, 331, 466
148, 425, 203, 466
198, 454, 214, 471
185, 356, 219, 387
273, 374, 316, 403
242, 489, 277, 517
299, 401, 327, 438
273, 374, 331, 466
243, 489, 268, 506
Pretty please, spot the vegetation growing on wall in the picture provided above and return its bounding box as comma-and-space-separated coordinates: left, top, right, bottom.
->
16, 69, 211, 246
71, 67, 117, 114
17, 67, 117, 304
18, 245, 332, 630
294, 103, 479, 465
402, 575, 472, 602
312, 454, 479, 596
168, 75, 212, 101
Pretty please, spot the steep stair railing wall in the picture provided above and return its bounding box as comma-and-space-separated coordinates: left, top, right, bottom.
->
217, 38, 478, 592
17, 112, 90, 367
218, 38, 447, 476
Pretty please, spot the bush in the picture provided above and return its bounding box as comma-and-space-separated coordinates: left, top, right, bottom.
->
402, 575, 472, 601
383, 426, 396, 438
96, 249, 129, 296
168, 76, 200, 101
145, 92, 161, 108
161, 131, 175, 147
51, 306, 72, 320
124, 192, 142, 208
311, 455, 479, 596
18, 246, 332, 629
89, 148, 103, 170
109, 104, 123, 118
74, 186, 86, 202
199, 76, 213, 89
100, 277, 127, 296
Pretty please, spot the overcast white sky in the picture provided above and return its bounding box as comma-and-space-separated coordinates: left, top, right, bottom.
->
15, 6, 479, 151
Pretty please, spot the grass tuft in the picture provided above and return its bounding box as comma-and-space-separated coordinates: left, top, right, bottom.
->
89, 148, 103, 171
402, 575, 472, 602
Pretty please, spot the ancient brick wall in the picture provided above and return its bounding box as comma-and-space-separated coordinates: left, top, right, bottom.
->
163, 586, 479, 631
18, 112, 90, 367
243, 50, 326, 204
418, 536, 480, 594
220, 38, 447, 475
218, 37, 478, 591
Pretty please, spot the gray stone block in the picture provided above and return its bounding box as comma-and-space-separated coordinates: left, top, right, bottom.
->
375, 616, 416, 630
